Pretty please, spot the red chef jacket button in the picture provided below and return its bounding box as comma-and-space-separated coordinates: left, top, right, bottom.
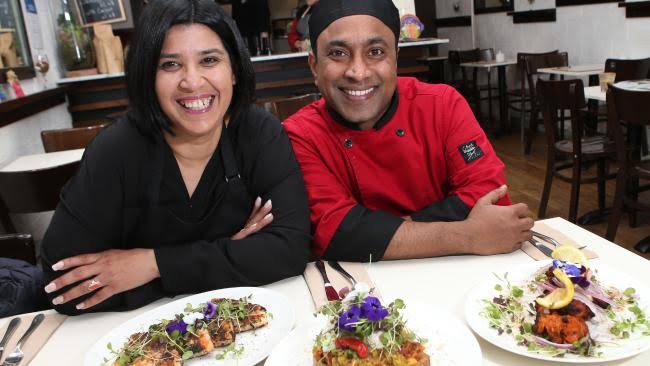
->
396, 128, 405, 137
343, 138, 353, 148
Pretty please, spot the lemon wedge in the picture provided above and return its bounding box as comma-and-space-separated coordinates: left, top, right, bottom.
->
536, 269, 575, 309
551, 245, 588, 267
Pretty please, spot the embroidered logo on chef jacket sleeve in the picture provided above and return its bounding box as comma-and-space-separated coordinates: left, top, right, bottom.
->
458, 140, 484, 164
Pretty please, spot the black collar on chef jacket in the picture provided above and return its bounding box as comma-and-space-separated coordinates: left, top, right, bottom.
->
326, 90, 399, 131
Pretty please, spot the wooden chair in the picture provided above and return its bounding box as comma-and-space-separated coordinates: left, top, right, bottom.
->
273, 93, 320, 121
604, 57, 650, 82
536, 78, 616, 223
508, 50, 559, 141
447, 49, 476, 98
605, 85, 650, 252
455, 48, 499, 122
41, 124, 107, 153
0, 161, 80, 234
523, 52, 569, 154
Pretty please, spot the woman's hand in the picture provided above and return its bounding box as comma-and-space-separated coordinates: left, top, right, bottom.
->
44, 248, 160, 310
231, 196, 274, 240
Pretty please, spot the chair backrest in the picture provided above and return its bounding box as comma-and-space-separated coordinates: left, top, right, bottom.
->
516, 50, 559, 93
273, 93, 320, 121
604, 58, 650, 82
524, 51, 569, 102
457, 48, 480, 63
607, 85, 650, 174
536, 78, 586, 151
41, 124, 107, 153
447, 50, 462, 82
477, 48, 494, 62
0, 161, 79, 233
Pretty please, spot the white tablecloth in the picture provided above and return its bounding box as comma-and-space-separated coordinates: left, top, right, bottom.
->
3, 217, 649, 365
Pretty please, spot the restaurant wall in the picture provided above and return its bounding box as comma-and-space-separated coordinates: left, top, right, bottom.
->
474, 1, 650, 87
435, 0, 475, 56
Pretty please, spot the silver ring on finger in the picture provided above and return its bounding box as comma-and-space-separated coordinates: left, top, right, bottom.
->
88, 278, 102, 292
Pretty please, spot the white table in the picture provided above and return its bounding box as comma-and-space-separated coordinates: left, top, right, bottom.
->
3, 217, 649, 365
460, 60, 518, 135
0, 149, 84, 172
584, 80, 650, 103
537, 64, 604, 79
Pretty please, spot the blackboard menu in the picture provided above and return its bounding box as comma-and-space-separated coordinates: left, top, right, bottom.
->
75, 0, 126, 26
0, 0, 16, 30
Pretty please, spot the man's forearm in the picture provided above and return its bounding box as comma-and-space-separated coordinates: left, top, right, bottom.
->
382, 220, 475, 259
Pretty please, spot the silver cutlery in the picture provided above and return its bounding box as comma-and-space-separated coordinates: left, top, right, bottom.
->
2, 313, 44, 366
531, 230, 561, 247
532, 230, 587, 250
0, 317, 21, 361
315, 260, 340, 301
530, 237, 554, 258
327, 261, 357, 289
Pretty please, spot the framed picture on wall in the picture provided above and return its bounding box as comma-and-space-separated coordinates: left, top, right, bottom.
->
74, 0, 127, 27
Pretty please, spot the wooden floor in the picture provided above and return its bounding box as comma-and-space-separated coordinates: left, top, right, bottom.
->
490, 131, 650, 260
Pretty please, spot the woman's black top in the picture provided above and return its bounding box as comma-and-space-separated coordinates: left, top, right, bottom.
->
40, 106, 311, 315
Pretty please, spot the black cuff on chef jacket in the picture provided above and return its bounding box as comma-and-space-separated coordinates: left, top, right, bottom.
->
323, 205, 404, 262
410, 196, 470, 223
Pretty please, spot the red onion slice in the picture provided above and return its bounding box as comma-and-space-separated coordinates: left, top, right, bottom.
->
532, 335, 575, 349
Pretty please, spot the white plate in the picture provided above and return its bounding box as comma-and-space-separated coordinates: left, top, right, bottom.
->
265, 301, 482, 366
85, 287, 294, 366
465, 260, 650, 363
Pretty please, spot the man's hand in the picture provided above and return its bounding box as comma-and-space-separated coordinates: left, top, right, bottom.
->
44, 248, 160, 310
231, 197, 273, 240
464, 185, 533, 255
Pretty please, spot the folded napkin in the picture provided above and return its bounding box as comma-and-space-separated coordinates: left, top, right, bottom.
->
521, 221, 598, 261
0, 312, 67, 365
303, 261, 381, 310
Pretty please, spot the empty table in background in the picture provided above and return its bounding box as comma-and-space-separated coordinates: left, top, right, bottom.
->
0, 149, 84, 172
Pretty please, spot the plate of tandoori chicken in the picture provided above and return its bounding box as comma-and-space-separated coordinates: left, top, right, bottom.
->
465, 246, 650, 362
84, 287, 293, 366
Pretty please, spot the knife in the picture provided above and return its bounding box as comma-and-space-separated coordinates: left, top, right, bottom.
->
315, 260, 340, 301
530, 237, 554, 258
0, 317, 21, 360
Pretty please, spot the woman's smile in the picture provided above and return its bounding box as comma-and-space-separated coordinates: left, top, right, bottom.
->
176, 94, 216, 114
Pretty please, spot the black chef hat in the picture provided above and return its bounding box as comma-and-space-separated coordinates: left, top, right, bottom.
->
308, 0, 400, 55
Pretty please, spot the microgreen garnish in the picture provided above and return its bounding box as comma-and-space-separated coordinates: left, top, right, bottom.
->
481, 268, 650, 358
314, 288, 425, 360
105, 296, 263, 365
214, 342, 245, 360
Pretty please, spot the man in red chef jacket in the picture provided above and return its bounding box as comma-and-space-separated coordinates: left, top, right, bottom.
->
283, 0, 533, 261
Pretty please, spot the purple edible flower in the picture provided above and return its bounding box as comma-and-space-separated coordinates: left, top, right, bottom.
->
552, 259, 582, 277
360, 296, 388, 321
338, 305, 361, 332
571, 276, 590, 288
203, 301, 216, 319
166, 320, 188, 334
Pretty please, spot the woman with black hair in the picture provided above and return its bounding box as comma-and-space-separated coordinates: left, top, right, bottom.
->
39, 0, 311, 315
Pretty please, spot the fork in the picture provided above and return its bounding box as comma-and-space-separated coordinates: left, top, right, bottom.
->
2, 313, 44, 366
532, 230, 587, 250
327, 261, 358, 289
